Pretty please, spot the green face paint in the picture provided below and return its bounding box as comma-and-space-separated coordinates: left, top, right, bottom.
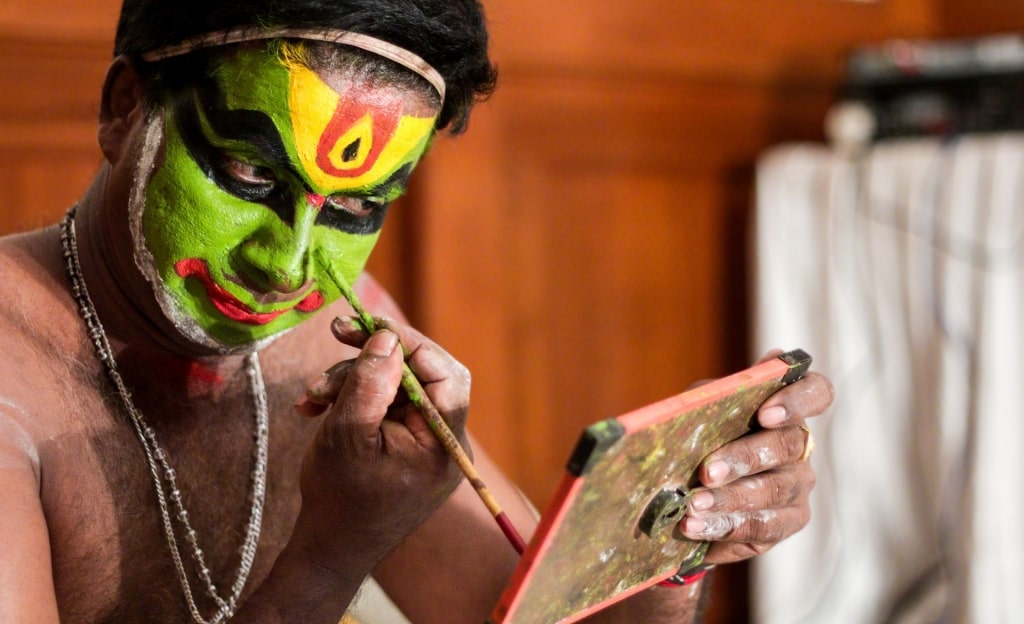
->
133, 43, 437, 349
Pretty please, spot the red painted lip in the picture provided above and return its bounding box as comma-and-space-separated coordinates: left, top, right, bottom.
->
174, 258, 325, 325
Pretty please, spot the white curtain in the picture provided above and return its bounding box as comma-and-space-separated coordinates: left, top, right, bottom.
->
750, 134, 1024, 624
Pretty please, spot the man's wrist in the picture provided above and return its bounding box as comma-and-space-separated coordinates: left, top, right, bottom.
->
656, 564, 715, 587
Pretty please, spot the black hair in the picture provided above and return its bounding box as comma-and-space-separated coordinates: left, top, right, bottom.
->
114, 0, 497, 134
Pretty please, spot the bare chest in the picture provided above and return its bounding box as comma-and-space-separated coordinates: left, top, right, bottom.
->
40, 367, 319, 623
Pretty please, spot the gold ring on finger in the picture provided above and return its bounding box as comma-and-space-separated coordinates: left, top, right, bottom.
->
797, 423, 815, 462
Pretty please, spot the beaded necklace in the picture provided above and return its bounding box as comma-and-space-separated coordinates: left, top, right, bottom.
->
60, 207, 268, 623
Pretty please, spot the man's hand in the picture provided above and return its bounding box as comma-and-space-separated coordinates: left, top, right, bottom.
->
290, 315, 471, 571
573, 351, 835, 624
679, 350, 834, 563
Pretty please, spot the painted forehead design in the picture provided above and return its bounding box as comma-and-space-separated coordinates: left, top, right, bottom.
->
283, 52, 437, 192
193, 44, 434, 197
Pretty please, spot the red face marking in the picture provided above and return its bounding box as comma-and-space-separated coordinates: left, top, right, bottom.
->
316, 98, 403, 178
187, 361, 224, 385
307, 193, 326, 210
141, 350, 226, 388
175, 258, 325, 325
295, 291, 324, 312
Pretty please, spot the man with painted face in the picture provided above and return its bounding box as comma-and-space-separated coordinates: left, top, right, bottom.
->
0, 0, 834, 622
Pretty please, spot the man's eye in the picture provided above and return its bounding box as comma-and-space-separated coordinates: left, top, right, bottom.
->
323, 196, 386, 218
315, 194, 391, 234
221, 155, 276, 188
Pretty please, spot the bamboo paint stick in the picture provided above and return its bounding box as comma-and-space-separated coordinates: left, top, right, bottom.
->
315, 251, 527, 555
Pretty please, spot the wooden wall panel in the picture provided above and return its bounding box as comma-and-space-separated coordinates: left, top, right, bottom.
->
940, 0, 1024, 37
420, 74, 826, 500
483, 0, 940, 85
0, 0, 119, 40
0, 153, 99, 232
0, 1, 120, 228
416, 0, 944, 505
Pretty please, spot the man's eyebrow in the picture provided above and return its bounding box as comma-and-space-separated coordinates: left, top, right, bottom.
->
348, 164, 414, 200
365, 166, 412, 197
196, 91, 293, 171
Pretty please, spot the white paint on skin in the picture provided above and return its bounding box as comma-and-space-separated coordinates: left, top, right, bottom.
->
758, 445, 777, 466
696, 514, 735, 539
0, 398, 40, 472
731, 461, 751, 476
694, 509, 779, 539
742, 477, 762, 509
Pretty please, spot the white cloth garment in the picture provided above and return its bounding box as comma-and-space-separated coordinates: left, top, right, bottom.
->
750, 135, 1024, 624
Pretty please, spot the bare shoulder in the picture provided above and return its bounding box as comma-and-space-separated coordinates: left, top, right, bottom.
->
0, 227, 74, 328
0, 229, 82, 621
0, 228, 90, 438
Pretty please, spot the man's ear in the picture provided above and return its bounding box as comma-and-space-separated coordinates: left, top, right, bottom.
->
98, 55, 145, 162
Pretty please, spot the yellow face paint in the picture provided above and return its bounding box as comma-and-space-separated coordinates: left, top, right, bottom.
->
288, 60, 436, 194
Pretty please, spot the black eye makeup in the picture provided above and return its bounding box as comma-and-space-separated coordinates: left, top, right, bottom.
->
172, 89, 402, 236
312, 163, 412, 234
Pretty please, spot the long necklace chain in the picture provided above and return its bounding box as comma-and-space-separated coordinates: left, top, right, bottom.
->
60, 207, 269, 624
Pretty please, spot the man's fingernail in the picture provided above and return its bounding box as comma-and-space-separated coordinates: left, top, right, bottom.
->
331, 315, 364, 337
706, 461, 729, 484
760, 405, 787, 426
366, 330, 398, 356
690, 491, 714, 512
305, 372, 330, 399
683, 516, 705, 535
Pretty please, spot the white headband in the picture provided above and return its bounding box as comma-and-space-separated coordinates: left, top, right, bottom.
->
142, 26, 446, 104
